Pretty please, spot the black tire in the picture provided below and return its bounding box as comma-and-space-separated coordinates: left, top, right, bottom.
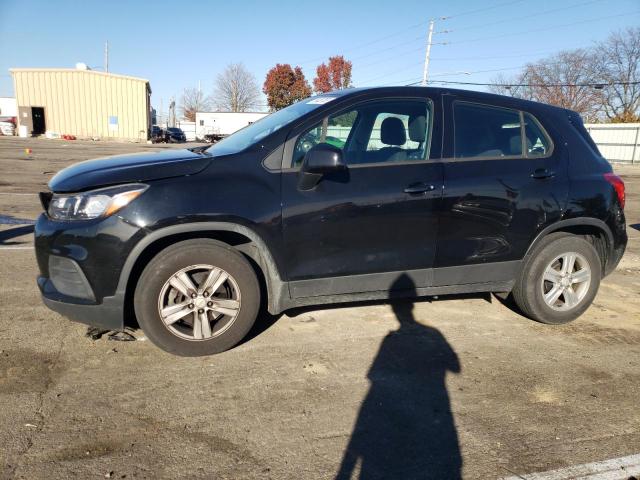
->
134, 239, 260, 356
512, 233, 601, 325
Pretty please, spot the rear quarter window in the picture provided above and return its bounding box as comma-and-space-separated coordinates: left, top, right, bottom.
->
568, 112, 602, 156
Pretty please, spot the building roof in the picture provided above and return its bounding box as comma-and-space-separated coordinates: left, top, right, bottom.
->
9, 68, 149, 84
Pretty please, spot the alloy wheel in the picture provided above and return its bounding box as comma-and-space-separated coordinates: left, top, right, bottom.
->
157, 264, 241, 341
541, 252, 591, 311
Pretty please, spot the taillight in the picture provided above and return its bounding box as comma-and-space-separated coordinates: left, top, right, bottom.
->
604, 173, 625, 209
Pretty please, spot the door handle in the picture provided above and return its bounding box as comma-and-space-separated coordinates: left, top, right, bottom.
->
531, 168, 556, 180
404, 182, 436, 194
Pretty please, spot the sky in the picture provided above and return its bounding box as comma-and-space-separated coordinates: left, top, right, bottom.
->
1, 0, 638, 114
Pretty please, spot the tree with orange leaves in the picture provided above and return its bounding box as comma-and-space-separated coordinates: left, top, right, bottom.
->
263, 64, 312, 111
313, 56, 353, 93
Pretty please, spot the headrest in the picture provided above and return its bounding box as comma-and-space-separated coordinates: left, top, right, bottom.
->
408, 115, 426, 142
381, 117, 406, 146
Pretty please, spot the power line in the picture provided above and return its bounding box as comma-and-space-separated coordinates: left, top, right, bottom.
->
359, 63, 424, 86
297, 22, 428, 66
294, 0, 531, 67
357, 48, 564, 76
429, 50, 561, 62
405, 79, 640, 87
358, 58, 574, 87
446, 0, 526, 19
348, 36, 429, 62
429, 64, 554, 78
446, 0, 601, 33
446, 11, 640, 45
357, 45, 427, 70
356, 0, 600, 84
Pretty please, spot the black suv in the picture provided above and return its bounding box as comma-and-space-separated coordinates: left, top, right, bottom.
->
150, 125, 164, 143
165, 127, 186, 143
35, 87, 627, 356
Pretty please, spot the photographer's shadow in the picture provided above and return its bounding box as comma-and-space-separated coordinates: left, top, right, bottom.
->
336, 274, 462, 480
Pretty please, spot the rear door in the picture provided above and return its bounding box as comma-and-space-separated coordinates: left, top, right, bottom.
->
280, 94, 444, 298
434, 95, 569, 286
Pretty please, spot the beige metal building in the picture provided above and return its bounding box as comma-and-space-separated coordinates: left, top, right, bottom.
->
10, 67, 151, 141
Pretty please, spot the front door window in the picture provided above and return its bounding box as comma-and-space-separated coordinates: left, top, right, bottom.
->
292, 99, 433, 168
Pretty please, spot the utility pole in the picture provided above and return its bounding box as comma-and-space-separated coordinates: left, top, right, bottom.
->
422, 19, 435, 86
104, 41, 109, 73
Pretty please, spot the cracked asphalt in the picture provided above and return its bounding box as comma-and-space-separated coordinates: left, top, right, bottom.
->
0, 137, 638, 479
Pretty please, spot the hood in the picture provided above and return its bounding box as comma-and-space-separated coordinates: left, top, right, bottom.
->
48, 149, 212, 192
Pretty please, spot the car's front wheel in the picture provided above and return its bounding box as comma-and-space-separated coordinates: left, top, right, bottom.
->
134, 239, 260, 356
512, 233, 601, 324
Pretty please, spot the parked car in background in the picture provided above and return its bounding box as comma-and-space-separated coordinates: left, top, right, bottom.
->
0, 116, 16, 136
165, 127, 186, 143
150, 125, 164, 143
35, 87, 626, 356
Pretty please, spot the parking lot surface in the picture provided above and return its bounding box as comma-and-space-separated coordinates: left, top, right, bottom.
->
0, 136, 639, 479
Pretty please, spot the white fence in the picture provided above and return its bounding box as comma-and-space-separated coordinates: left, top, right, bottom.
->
585, 123, 640, 164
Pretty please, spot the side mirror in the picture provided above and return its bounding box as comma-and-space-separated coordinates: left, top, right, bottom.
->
301, 143, 346, 175
298, 144, 346, 190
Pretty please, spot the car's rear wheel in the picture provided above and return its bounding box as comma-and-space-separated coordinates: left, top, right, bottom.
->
512, 233, 601, 324
134, 239, 260, 356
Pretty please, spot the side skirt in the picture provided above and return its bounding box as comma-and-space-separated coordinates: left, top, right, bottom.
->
277, 280, 515, 313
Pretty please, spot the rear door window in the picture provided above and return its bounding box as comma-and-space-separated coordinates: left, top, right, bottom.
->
523, 113, 552, 157
454, 102, 523, 158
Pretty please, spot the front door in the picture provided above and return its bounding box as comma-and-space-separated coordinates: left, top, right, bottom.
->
281, 95, 443, 298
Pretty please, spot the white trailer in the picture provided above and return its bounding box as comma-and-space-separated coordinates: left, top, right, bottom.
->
0, 97, 17, 118
195, 111, 268, 142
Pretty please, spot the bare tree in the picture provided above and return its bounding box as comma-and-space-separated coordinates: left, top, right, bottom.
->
488, 73, 534, 100
212, 63, 260, 112
489, 50, 603, 121
180, 87, 211, 121
593, 27, 640, 122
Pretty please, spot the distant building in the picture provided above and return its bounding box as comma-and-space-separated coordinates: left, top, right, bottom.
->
10, 65, 151, 141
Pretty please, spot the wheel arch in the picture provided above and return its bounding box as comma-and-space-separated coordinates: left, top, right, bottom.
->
525, 218, 613, 274
117, 222, 287, 324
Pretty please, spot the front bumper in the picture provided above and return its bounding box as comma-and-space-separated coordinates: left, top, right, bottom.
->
35, 212, 145, 330
38, 276, 125, 330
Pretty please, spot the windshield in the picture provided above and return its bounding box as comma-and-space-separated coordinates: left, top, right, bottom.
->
206, 96, 339, 156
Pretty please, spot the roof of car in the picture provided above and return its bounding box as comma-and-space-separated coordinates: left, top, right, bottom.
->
315, 86, 569, 114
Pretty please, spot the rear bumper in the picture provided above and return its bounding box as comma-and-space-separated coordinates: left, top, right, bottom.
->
604, 237, 626, 276
38, 276, 124, 330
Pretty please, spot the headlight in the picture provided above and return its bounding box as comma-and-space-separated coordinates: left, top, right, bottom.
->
48, 184, 148, 221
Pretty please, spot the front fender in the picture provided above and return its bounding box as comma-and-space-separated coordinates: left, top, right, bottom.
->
116, 221, 288, 315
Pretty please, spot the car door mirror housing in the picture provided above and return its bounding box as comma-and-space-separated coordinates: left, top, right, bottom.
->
298, 144, 347, 190
302, 144, 346, 175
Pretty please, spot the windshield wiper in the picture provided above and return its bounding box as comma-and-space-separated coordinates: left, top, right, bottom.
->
188, 145, 212, 155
